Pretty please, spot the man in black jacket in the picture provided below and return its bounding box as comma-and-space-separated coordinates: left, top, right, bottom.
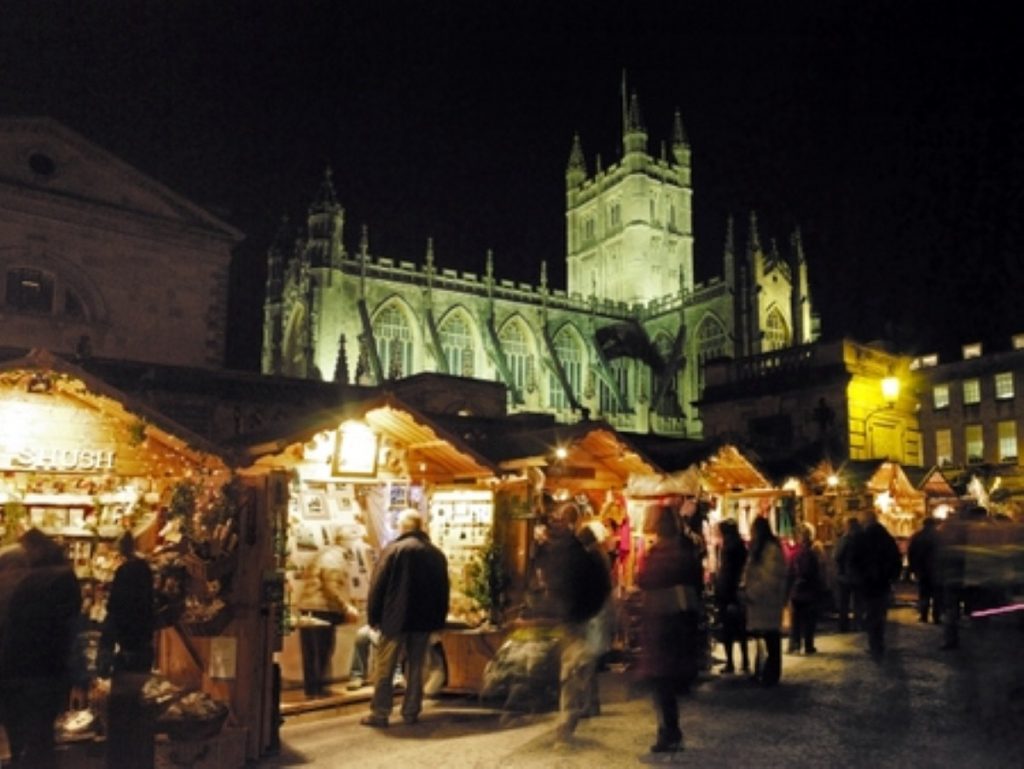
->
361, 509, 449, 727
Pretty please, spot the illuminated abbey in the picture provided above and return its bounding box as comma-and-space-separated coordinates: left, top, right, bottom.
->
261, 92, 818, 438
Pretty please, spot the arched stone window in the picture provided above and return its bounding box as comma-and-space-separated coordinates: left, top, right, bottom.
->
439, 311, 475, 377
499, 319, 533, 396
696, 314, 728, 394
374, 303, 413, 380
600, 358, 631, 414
764, 307, 790, 351
549, 325, 583, 410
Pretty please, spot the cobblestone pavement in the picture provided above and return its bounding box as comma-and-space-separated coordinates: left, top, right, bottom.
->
263, 606, 1023, 768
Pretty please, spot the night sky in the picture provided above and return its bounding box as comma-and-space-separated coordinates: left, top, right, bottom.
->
3, 2, 1020, 370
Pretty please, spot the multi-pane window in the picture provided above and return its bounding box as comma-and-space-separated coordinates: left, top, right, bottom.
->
696, 316, 727, 394
439, 313, 474, 377
998, 421, 1018, 462
932, 384, 950, 409
499, 321, 532, 397
549, 327, 582, 410
965, 424, 984, 463
5, 268, 54, 313
935, 429, 953, 467
373, 304, 413, 380
995, 372, 1014, 400
600, 358, 630, 413
609, 203, 621, 228
963, 378, 981, 405
763, 308, 789, 352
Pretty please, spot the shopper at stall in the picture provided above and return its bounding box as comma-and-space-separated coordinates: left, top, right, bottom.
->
714, 519, 749, 674
636, 504, 701, 756
361, 509, 449, 728
786, 523, 824, 655
99, 532, 156, 769
0, 543, 28, 757
740, 516, 787, 686
0, 528, 82, 769
849, 508, 902, 661
295, 534, 361, 697
528, 500, 611, 744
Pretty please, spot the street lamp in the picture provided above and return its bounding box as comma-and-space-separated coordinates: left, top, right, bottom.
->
864, 373, 901, 460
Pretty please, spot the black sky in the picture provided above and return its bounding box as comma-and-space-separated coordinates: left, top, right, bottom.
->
2, 1, 1021, 370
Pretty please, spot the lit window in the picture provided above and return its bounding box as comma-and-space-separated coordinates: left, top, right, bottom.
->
763, 308, 790, 352
696, 315, 727, 394
963, 343, 982, 359
932, 384, 949, 409
963, 379, 981, 405
499, 320, 532, 397
998, 421, 1017, 462
935, 429, 953, 467
965, 424, 984, 463
994, 372, 1014, 400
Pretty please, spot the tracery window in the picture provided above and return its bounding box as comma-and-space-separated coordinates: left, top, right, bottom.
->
499, 320, 532, 396
695, 315, 727, 394
764, 308, 790, 351
374, 304, 413, 380
600, 358, 630, 414
439, 312, 475, 377
549, 326, 583, 410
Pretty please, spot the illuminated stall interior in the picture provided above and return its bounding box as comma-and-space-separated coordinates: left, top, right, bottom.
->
241, 394, 500, 698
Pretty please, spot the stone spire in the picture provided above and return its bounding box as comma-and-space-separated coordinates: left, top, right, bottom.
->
748, 210, 762, 259
566, 132, 586, 189
671, 108, 690, 167
723, 214, 736, 289
623, 91, 647, 155
306, 166, 344, 267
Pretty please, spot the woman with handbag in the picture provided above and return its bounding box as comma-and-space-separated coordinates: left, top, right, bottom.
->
740, 516, 787, 686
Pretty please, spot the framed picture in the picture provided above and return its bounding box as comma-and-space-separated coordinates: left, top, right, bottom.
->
333, 423, 379, 477
301, 491, 328, 520
389, 482, 408, 509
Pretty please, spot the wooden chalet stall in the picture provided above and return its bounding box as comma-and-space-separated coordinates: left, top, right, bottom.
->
238, 394, 511, 705
0, 350, 265, 767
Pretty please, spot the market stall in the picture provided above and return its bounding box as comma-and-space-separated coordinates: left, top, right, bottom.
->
0, 350, 259, 766
240, 394, 506, 704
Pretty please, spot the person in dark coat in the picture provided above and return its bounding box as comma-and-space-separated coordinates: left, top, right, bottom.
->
361, 509, 449, 728
100, 532, 156, 769
908, 517, 942, 624
0, 528, 81, 769
786, 524, 823, 655
849, 509, 902, 661
636, 504, 702, 756
714, 520, 749, 674
833, 517, 864, 632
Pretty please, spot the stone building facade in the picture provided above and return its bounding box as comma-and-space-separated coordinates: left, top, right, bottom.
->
261, 92, 818, 437
0, 118, 241, 368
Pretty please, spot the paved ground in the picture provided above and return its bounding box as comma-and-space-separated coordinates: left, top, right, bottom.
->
262, 605, 1023, 768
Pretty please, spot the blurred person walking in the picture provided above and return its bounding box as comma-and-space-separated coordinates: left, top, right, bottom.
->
636, 504, 702, 756
849, 509, 902, 661
529, 501, 611, 744
741, 517, 787, 686
0, 529, 81, 769
361, 510, 449, 728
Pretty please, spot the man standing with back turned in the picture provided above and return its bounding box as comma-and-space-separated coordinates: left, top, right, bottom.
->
361, 509, 449, 727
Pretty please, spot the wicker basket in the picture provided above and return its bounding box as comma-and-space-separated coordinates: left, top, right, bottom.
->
157, 707, 228, 742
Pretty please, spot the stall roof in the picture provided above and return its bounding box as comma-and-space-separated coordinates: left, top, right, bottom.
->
0, 349, 231, 471
236, 393, 498, 482
624, 444, 774, 498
